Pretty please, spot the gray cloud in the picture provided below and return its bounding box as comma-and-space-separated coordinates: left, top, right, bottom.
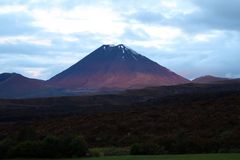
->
121, 28, 150, 41
0, 13, 39, 36
179, 0, 240, 32
130, 11, 164, 24
129, 0, 240, 32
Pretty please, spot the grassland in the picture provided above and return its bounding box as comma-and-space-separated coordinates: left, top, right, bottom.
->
78, 154, 240, 160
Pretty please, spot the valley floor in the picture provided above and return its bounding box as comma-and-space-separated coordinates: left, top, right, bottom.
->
15, 154, 230, 160
78, 154, 240, 160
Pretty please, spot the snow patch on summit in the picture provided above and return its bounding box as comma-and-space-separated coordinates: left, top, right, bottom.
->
102, 44, 142, 58
121, 44, 140, 56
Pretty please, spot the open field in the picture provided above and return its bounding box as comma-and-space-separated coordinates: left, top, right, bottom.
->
78, 154, 240, 160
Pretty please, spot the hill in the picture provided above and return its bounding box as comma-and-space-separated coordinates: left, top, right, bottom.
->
192, 75, 230, 84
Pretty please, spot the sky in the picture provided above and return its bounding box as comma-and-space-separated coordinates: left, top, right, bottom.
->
0, 0, 240, 80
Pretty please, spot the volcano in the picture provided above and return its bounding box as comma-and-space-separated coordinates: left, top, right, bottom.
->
48, 44, 189, 89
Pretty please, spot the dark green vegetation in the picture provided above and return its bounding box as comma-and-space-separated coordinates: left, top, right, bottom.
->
0, 134, 88, 158
0, 82, 240, 158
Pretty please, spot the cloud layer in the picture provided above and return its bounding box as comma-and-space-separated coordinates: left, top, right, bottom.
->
0, 0, 240, 80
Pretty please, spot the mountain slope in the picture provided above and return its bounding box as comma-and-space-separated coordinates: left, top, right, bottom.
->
48, 44, 190, 89
0, 73, 14, 83
192, 75, 230, 84
0, 73, 45, 98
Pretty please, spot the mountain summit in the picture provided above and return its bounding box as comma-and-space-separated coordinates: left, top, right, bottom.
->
48, 44, 189, 89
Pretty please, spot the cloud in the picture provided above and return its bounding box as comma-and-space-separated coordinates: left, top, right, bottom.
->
0, 36, 52, 46
0, 11, 39, 36
31, 5, 126, 36
178, 0, 240, 32
0, 5, 28, 14
192, 31, 223, 42
62, 36, 79, 42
